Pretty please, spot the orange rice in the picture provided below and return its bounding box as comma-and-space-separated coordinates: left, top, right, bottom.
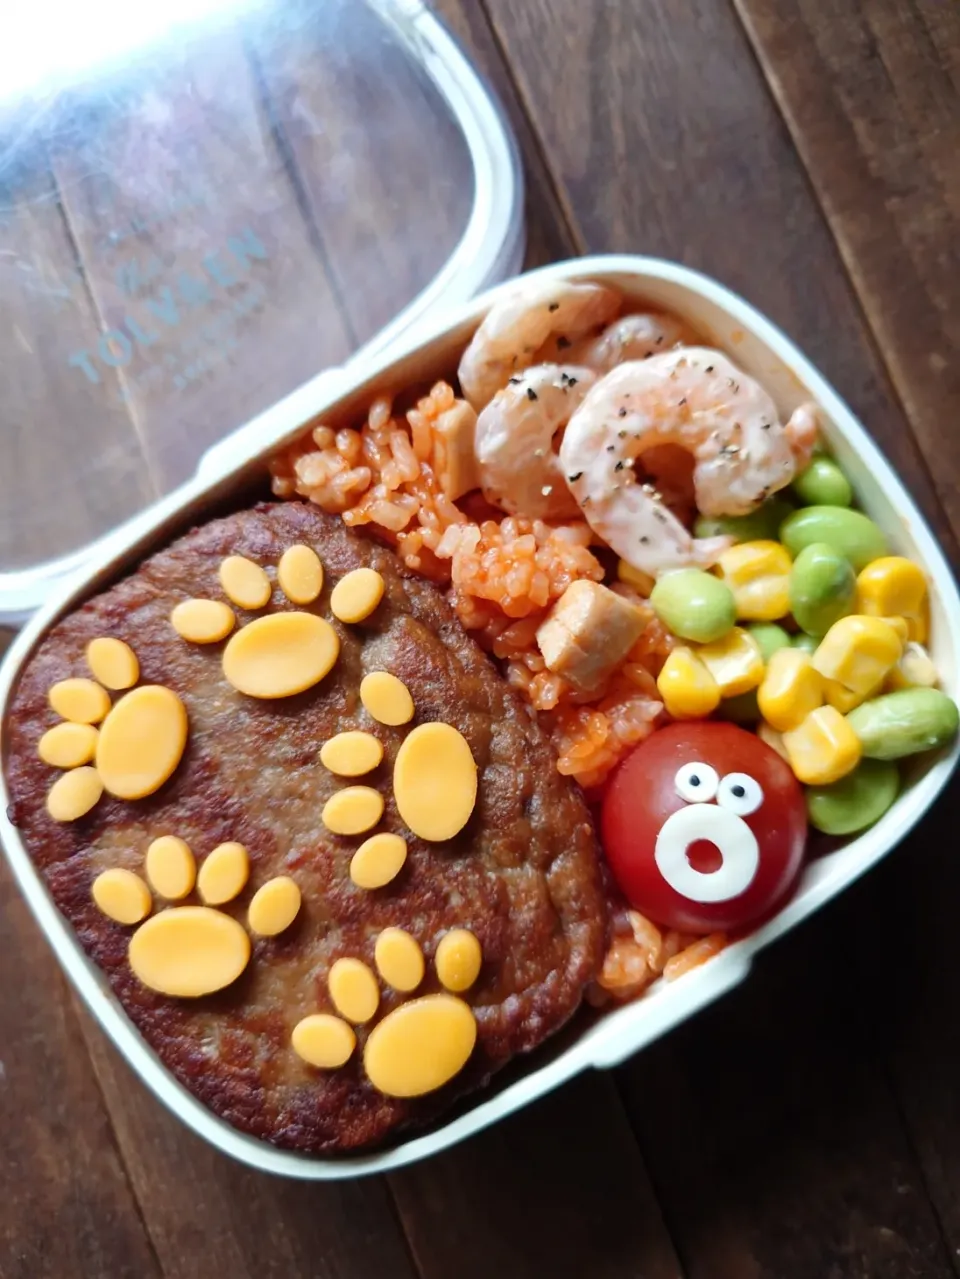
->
271, 380, 669, 788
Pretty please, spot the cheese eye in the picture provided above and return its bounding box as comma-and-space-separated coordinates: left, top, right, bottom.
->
674, 762, 719, 803
717, 772, 763, 816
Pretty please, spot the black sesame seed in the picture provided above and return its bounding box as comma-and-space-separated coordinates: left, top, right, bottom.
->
557, 336, 571, 350
568, 376, 578, 386
618, 407, 627, 418
656, 335, 663, 344
761, 422, 771, 430
706, 365, 714, 373
508, 375, 522, 385
618, 429, 627, 438
548, 302, 560, 312
607, 445, 616, 452
679, 397, 686, 406
527, 387, 538, 402
568, 471, 583, 482
640, 535, 650, 544
614, 460, 625, 472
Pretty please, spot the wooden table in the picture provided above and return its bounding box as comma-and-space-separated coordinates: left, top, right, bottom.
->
2, 2, 959, 1275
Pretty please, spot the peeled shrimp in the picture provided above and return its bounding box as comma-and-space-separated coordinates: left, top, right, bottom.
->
559, 348, 818, 577
458, 280, 620, 410
475, 364, 596, 521
571, 311, 700, 372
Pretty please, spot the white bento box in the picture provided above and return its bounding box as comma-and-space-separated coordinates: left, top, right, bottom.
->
2, 255, 958, 1179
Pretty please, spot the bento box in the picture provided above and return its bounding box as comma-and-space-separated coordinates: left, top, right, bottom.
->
2, 255, 958, 1179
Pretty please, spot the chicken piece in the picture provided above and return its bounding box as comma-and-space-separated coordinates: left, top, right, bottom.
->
536, 580, 647, 692
432, 400, 481, 501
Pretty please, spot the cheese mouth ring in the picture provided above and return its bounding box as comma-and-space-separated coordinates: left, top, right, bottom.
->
654, 803, 759, 904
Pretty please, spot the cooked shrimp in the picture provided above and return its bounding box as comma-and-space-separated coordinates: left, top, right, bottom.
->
560, 348, 818, 577
458, 280, 620, 410
571, 311, 700, 372
475, 364, 596, 521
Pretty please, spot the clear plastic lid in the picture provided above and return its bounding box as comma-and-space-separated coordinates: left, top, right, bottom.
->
0, 0, 523, 621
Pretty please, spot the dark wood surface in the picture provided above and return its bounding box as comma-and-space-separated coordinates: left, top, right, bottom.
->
2, 1, 959, 1276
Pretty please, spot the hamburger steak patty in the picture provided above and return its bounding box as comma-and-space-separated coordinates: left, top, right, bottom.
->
4, 502, 607, 1152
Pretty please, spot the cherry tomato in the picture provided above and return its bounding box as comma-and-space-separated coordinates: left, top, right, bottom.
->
601, 721, 807, 933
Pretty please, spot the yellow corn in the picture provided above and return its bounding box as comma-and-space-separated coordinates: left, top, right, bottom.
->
881, 615, 909, 644
856, 557, 927, 642
656, 646, 721, 719
617, 559, 656, 596
757, 648, 823, 731
757, 720, 790, 762
715, 540, 792, 621
696, 627, 764, 697
885, 640, 938, 691
812, 614, 903, 696
782, 705, 862, 785
822, 677, 879, 714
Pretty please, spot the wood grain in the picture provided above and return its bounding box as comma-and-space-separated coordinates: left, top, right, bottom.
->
78, 1017, 419, 1279
734, 0, 960, 535
481, 0, 960, 1272
390, 1075, 683, 1279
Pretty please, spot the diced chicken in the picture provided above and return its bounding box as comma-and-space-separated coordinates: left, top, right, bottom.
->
432, 400, 481, 501
536, 580, 647, 693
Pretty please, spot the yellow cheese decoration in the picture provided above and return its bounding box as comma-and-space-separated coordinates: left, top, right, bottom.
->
171, 598, 236, 643
322, 786, 384, 836
320, 731, 383, 777
145, 836, 196, 901
330, 568, 385, 623
360, 672, 414, 726
219, 555, 271, 610
48, 678, 111, 725
92, 868, 152, 925
247, 876, 301, 936
363, 995, 477, 1097
96, 685, 188, 800
38, 722, 98, 769
329, 957, 380, 1023
393, 722, 477, 842
435, 929, 482, 993
278, 544, 324, 605
374, 928, 424, 992
128, 907, 250, 997
86, 637, 139, 690
46, 767, 103, 821
198, 842, 250, 905
222, 612, 339, 698
292, 1014, 356, 1069
349, 832, 407, 890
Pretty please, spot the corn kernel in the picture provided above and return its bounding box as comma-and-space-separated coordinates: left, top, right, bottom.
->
757, 648, 823, 732
696, 627, 764, 697
715, 540, 792, 621
782, 705, 862, 784
881, 615, 909, 643
757, 720, 790, 762
656, 646, 721, 719
856, 558, 927, 641
885, 641, 938, 691
812, 615, 903, 695
616, 559, 655, 596
822, 677, 880, 714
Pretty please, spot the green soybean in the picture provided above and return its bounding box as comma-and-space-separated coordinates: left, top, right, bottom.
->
791, 633, 819, 655
806, 759, 900, 835
746, 623, 792, 663
779, 506, 887, 571
650, 569, 736, 644
846, 688, 960, 760
792, 457, 853, 508
694, 496, 794, 545
789, 542, 856, 637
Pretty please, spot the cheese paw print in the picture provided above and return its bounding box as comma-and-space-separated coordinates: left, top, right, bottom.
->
41, 639, 188, 823
91, 838, 301, 998
292, 927, 483, 1097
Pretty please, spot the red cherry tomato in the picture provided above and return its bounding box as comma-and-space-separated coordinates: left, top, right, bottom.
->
601, 721, 807, 933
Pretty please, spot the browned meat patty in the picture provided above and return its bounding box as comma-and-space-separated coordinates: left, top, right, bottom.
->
4, 502, 606, 1153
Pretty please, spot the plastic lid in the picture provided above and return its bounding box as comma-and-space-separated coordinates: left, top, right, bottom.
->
0, 0, 523, 622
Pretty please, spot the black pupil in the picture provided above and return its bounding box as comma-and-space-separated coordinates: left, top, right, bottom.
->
731, 784, 745, 798
689, 775, 700, 787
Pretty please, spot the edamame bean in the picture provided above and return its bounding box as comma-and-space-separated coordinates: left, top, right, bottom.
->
650, 569, 736, 643
789, 542, 856, 637
805, 759, 900, 835
846, 688, 959, 760
746, 623, 792, 662
791, 457, 853, 508
791, 633, 818, 655
780, 506, 887, 571
694, 496, 794, 545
